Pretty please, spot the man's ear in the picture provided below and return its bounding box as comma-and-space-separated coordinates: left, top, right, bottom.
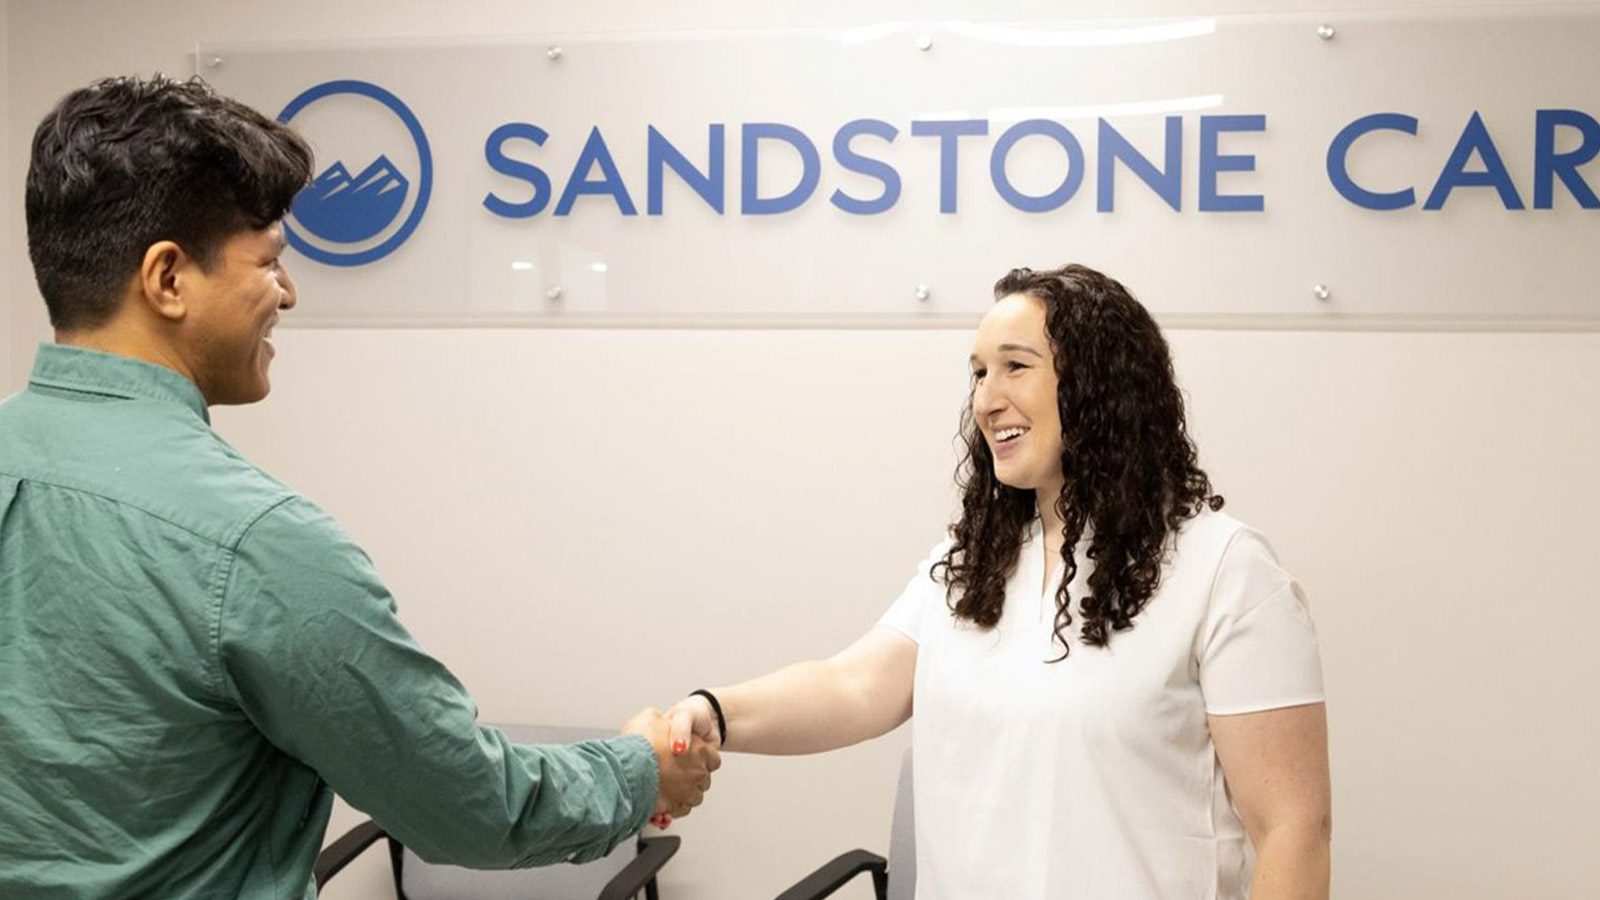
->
138, 241, 192, 322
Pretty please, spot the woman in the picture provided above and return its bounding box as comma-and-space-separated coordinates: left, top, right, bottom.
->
665, 265, 1330, 899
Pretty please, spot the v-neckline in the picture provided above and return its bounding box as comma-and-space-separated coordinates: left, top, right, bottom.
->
1034, 519, 1063, 600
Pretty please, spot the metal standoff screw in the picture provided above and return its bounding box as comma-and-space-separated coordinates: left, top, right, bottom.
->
204, 55, 224, 69
1316, 24, 1336, 41
915, 34, 933, 51
546, 46, 564, 61
1312, 284, 1331, 302
546, 285, 564, 300
914, 284, 932, 301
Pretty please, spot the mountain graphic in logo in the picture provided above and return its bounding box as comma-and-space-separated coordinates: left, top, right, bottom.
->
291, 156, 410, 244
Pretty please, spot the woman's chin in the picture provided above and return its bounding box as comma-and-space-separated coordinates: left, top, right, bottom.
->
992, 466, 1036, 492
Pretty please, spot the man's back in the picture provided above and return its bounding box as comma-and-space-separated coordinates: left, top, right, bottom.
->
0, 344, 322, 898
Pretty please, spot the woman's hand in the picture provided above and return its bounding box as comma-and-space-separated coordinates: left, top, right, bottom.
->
667, 693, 720, 756
649, 695, 721, 828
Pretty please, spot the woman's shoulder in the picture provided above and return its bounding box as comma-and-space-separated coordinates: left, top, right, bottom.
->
1173, 506, 1291, 580
1174, 504, 1252, 554
1175, 506, 1298, 606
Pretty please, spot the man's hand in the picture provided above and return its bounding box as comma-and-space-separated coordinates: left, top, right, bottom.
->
622, 707, 720, 829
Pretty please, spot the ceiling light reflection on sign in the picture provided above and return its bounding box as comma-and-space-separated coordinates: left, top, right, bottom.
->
989, 94, 1225, 125
837, 22, 907, 45
942, 18, 1217, 48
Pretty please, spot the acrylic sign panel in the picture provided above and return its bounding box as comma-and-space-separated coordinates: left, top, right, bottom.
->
201, 9, 1599, 326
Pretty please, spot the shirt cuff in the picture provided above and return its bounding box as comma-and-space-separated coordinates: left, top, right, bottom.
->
610, 733, 659, 834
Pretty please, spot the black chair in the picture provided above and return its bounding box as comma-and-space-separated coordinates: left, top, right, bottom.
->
315, 724, 679, 900
773, 749, 913, 900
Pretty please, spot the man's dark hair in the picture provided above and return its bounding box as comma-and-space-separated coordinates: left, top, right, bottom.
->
25, 74, 313, 330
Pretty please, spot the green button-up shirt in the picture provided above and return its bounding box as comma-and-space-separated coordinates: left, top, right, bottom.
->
0, 344, 657, 898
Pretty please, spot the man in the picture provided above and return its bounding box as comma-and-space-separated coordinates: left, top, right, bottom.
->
0, 75, 716, 897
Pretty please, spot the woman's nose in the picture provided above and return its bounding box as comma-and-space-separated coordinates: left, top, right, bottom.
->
973, 379, 1002, 417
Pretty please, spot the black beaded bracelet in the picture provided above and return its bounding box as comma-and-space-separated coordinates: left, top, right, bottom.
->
689, 689, 727, 747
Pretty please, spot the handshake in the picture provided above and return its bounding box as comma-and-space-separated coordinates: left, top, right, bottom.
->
621, 694, 722, 830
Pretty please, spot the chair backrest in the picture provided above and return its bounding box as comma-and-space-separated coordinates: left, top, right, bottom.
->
398, 724, 640, 900
886, 748, 915, 900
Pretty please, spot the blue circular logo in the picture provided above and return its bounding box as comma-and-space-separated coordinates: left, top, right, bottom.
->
277, 80, 432, 267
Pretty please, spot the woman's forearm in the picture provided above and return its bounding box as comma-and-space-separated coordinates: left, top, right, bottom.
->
712, 629, 916, 755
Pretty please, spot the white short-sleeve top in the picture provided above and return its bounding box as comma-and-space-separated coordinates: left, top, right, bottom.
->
878, 507, 1323, 899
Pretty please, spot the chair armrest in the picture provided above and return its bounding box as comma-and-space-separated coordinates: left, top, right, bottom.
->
774, 850, 888, 900
596, 835, 681, 900
314, 819, 389, 888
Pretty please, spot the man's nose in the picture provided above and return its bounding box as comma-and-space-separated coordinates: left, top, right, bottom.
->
279, 265, 298, 310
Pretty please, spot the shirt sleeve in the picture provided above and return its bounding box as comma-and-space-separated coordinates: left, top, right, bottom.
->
1196, 528, 1326, 716
216, 496, 657, 868
878, 539, 953, 643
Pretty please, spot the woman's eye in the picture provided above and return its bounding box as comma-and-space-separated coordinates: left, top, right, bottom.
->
972, 370, 987, 381
1007, 361, 1028, 372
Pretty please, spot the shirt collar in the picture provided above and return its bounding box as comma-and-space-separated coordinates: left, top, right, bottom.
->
28, 342, 210, 424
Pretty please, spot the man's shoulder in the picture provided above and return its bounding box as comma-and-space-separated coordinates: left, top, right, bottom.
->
140, 423, 303, 548
0, 391, 299, 548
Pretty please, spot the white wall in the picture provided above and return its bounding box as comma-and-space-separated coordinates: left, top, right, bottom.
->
5, 2, 1598, 899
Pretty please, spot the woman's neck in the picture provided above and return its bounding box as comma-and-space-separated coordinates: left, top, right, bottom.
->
1037, 481, 1068, 553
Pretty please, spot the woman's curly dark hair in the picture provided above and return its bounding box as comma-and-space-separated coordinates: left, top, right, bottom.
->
932, 264, 1222, 660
